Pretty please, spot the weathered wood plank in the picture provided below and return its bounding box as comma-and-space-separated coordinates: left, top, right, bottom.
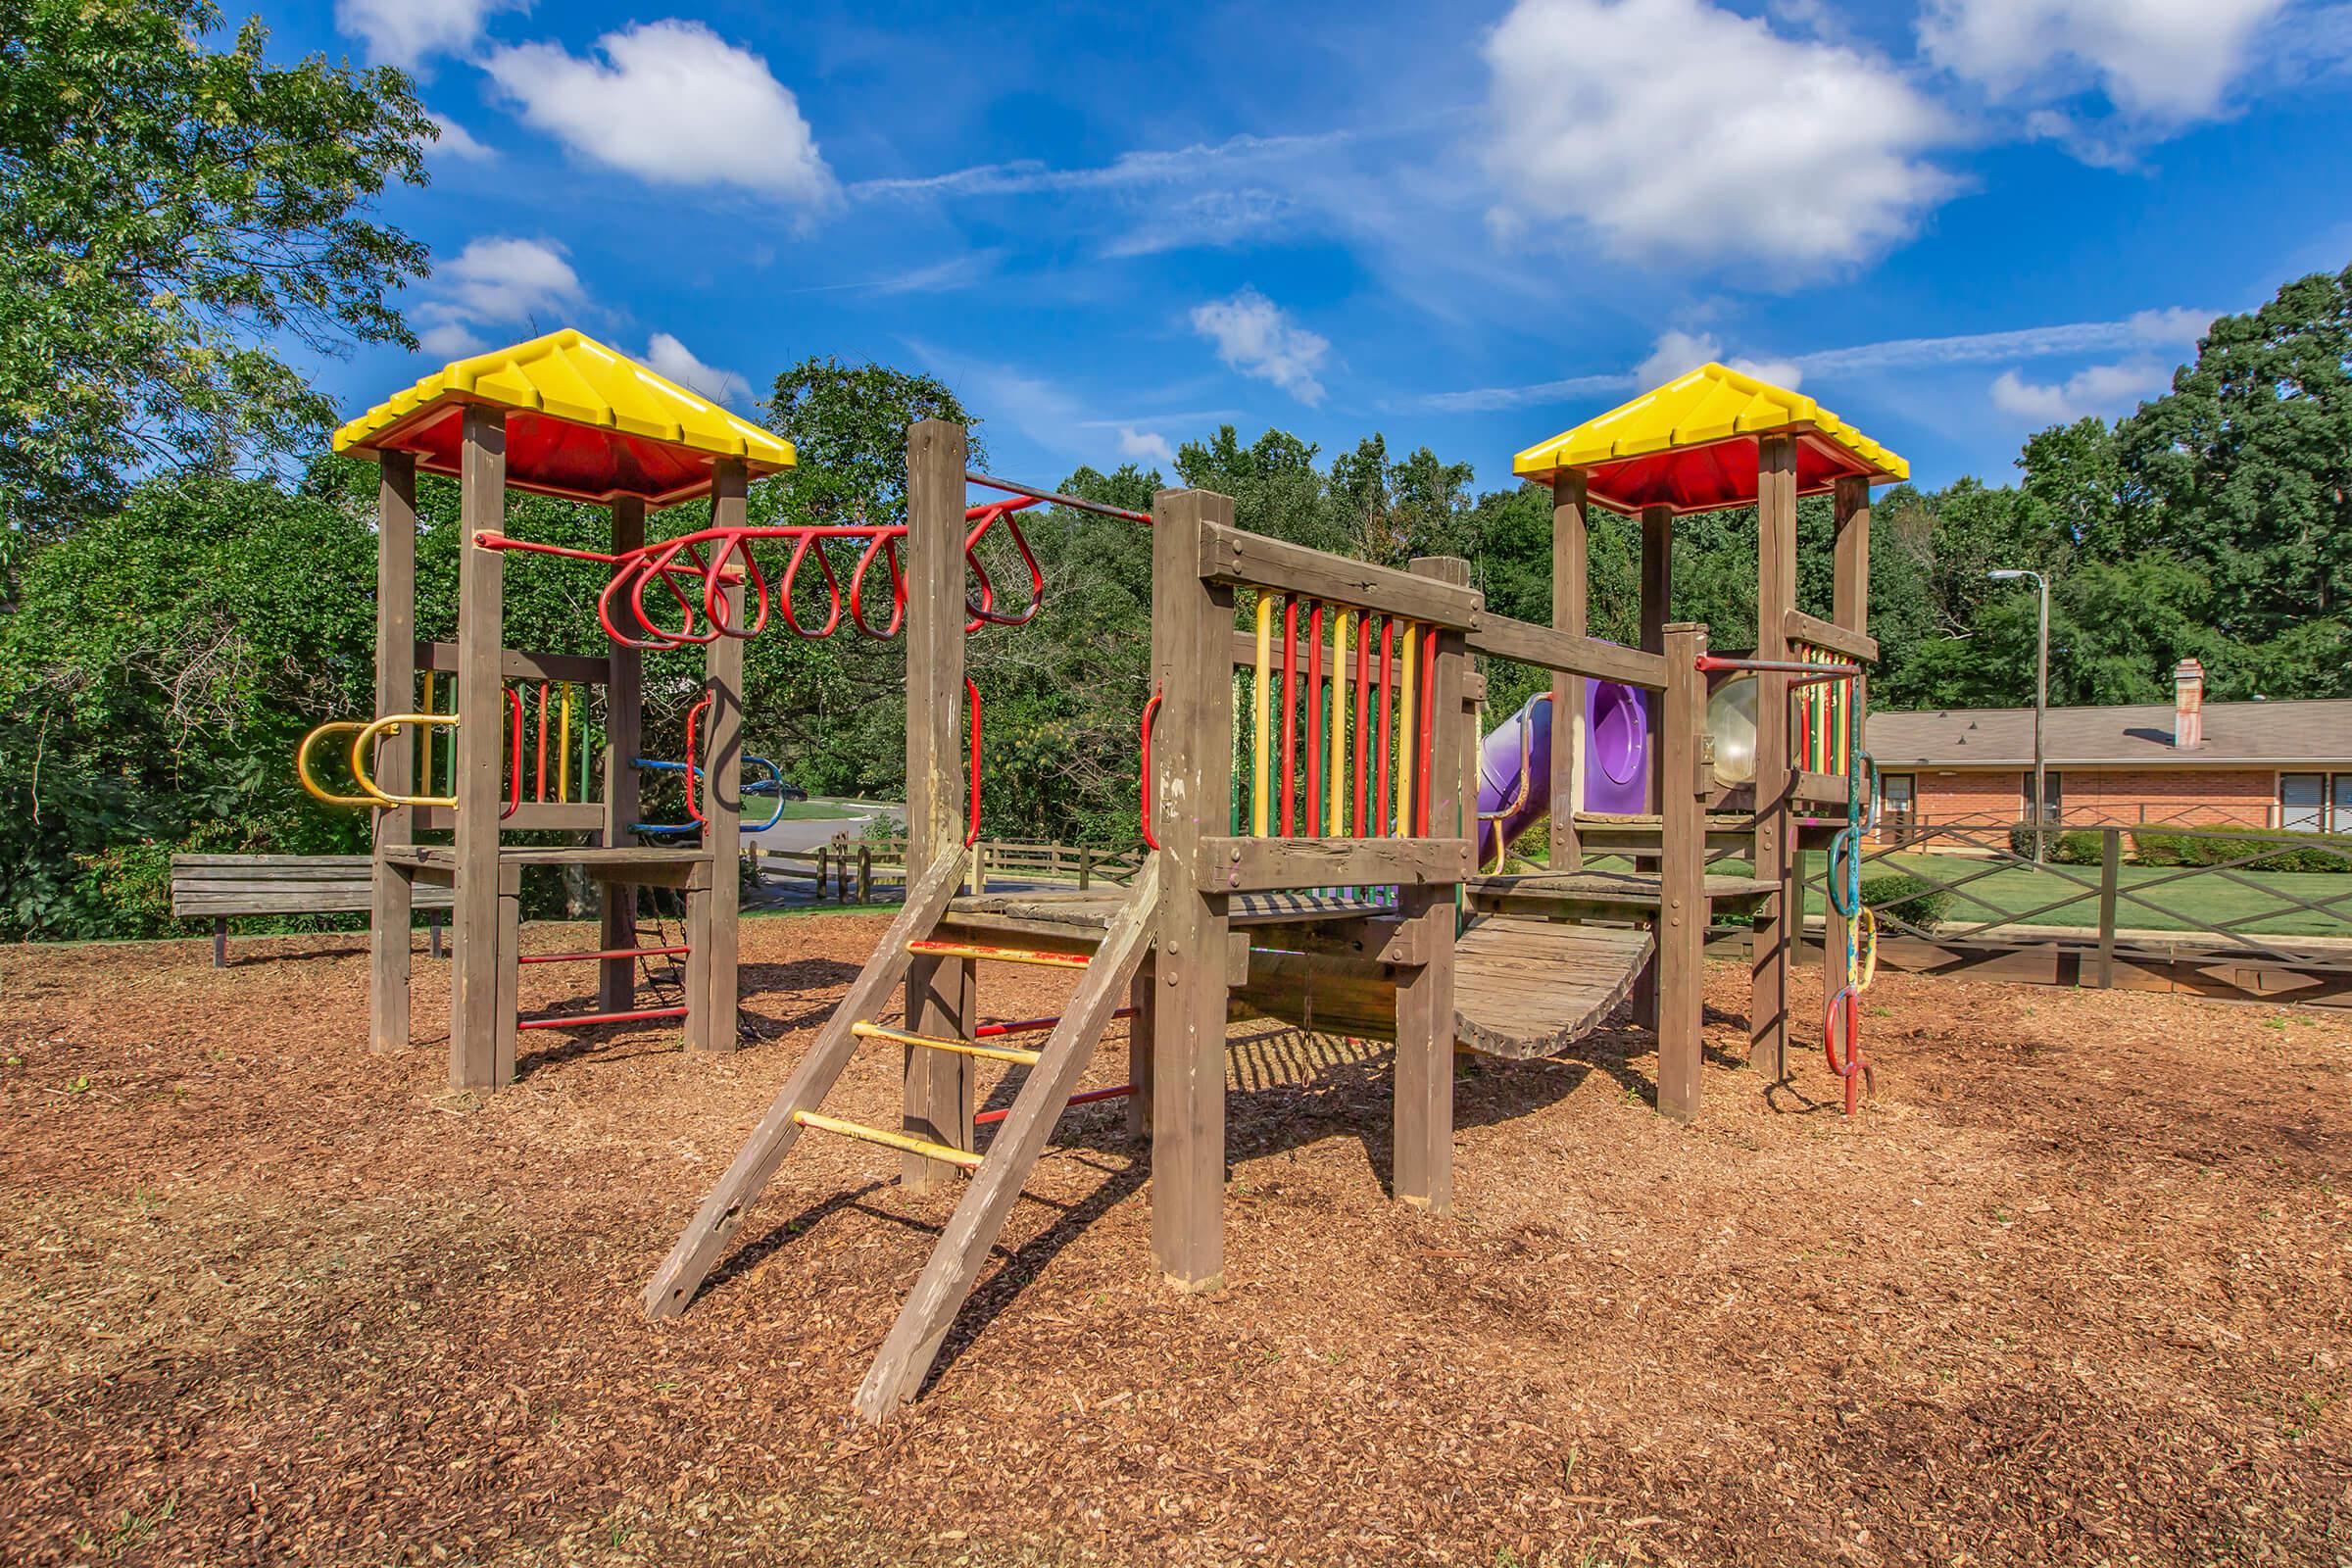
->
371, 452, 418, 1054
1783, 609, 1878, 664
1198, 836, 1472, 893
1200, 520, 1480, 628
415, 640, 611, 686
451, 403, 508, 1091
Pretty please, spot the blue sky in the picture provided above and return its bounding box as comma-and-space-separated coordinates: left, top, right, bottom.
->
267, 0, 2352, 494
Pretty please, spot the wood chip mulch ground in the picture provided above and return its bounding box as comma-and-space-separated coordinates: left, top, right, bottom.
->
3, 913, 2350, 1566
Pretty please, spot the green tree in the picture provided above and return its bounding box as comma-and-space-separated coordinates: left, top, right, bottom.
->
0, 1, 433, 539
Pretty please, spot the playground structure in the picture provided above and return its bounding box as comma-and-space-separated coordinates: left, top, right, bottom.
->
306, 330, 806, 1087
641, 363, 1902, 1420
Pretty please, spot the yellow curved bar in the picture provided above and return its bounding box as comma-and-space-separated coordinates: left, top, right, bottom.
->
1251, 595, 1273, 837
1395, 621, 1417, 835
297, 720, 382, 808
350, 713, 459, 808
1327, 609, 1350, 833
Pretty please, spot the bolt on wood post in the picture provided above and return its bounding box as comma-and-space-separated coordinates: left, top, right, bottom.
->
450, 405, 509, 1091
1150, 487, 1237, 1293
1657, 623, 1710, 1121
1748, 434, 1797, 1084
600, 496, 646, 1014
903, 420, 976, 1190
369, 451, 418, 1053
1548, 471, 1589, 873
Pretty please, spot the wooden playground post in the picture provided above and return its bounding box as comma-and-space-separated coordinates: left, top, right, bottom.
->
687, 462, 748, 1053
451, 405, 510, 1090
1548, 471, 1588, 873
902, 419, 977, 1190
600, 497, 646, 1014
368, 452, 417, 1054
1396, 557, 1469, 1212
1657, 622, 1710, 1119
1749, 433, 1798, 1083
1150, 487, 1237, 1292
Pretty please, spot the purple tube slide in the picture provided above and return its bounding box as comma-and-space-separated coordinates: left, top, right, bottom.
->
1475, 680, 1651, 862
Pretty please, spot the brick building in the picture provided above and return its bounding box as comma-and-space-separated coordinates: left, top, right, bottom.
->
1866, 661, 2352, 830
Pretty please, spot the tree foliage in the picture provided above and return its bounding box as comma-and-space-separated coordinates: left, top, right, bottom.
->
0, 0, 432, 541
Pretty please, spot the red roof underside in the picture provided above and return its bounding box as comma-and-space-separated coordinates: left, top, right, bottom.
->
1583, 434, 1878, 515
375, 404, 724, 506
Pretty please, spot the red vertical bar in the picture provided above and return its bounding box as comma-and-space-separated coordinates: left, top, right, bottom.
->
1305, 603, 1323, 837
1416, 626, 1438, 836
1280, 597, 1298, 837
534, 679, 550, 803
1374, 617, 1395, 833
1353, 620, 1372, 835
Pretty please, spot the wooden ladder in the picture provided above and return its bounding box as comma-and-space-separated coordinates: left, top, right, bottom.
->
642, 852, 1163, 1421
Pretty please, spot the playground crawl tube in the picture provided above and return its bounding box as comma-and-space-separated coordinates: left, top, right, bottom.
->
1476, 679, 1652, 864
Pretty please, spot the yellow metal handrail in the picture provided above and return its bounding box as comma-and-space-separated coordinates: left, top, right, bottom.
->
296, 720, 384, 808
349, 713, 460, 808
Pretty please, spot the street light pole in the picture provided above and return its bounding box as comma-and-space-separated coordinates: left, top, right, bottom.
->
1988, 568, 2049, 864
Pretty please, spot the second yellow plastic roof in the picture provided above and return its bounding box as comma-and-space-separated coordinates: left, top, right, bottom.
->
1513, 363, 1906, 514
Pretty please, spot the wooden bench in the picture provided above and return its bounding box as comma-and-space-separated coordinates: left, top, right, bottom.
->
171, 855, 452, 967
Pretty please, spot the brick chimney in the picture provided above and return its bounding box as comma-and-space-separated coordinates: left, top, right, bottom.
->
2173, 658, 2205, 750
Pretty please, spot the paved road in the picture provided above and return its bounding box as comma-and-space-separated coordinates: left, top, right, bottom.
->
745, 800, 905, 857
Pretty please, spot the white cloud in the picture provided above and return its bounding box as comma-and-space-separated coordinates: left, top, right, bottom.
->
1989, 360, 2172, 422
1635, 328, 1804, 391
484, 21, 834, 201
1190, 288, 1331, 406
335, 0, 522, 70
848, 131, 1348, 203
1919, 0, 2289, 122
1116, 427, 1177, 466
423, 113, 495, 163
416, 236, 582, 351
1482, 0, 1959, 270
644, 333, 754, 407
1411, 306, 2213, 411
1102, 188, 1298, 258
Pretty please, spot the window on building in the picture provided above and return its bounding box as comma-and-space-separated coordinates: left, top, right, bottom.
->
1881, 773, 1916, 818
2333, 775, 2352, 834
2282, 773, 2327, 832
2022, 770, 2063, 823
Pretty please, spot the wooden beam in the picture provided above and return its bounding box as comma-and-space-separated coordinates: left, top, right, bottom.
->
1657, 623, 1709, 1121
1152, 488, 1237, 1293
412, 801, 605, 834
1782, 610, 1878, 663
1198, 521, 1480, 628
1550, 472, 1588, 873
642, 855, 972, 1319
694, 460, 747, 1054
905, 420, 973, 1190
1639, 505, 1673, 656
369, 452, 417, 1055
1463, 613, 1670, 689
601, 495, 645, 1014
1197, 836, 1472, 892
415, 642, 611, 686
450, 404, 508, 1091
1749, 433, 1798, 1085
1395, 556, 1466, 1214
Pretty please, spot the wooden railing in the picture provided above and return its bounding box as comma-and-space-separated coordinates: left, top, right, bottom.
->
747, 838, 1144, 903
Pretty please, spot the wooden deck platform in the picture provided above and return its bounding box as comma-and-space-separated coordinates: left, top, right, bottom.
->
941, 890, 1670, 1062
1465, 869, 1774, 919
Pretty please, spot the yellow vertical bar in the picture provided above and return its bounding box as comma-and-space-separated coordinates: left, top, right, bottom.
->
419, 670, 436, 793
1395, 619, 1417, 836
1251, 594, 1273, 836
558, 682, 573, 802
1327, 608, 1349, 832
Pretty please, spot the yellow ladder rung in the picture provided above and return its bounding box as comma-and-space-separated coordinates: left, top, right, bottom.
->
851, 1020, 1043, 1066
906, 939, 1090, 969
791, 1110, 984, 1170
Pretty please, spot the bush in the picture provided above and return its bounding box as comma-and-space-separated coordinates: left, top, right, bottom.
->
2129, 829, 2352, 873
2006, 826, 2105, 864
1861, 871, 1950, 931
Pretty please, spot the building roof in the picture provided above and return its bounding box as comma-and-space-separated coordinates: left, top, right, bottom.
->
332, 328, 793, 508
1511, 363, 1907, 515
1869, 699, 2352, 769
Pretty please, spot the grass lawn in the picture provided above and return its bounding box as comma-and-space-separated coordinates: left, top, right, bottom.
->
771, 799, 867, 820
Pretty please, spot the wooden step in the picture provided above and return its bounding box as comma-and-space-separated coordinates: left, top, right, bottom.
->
851, 1019, 1043, 1066
906, 939, 1091, 969
792, 1109, 985, 1170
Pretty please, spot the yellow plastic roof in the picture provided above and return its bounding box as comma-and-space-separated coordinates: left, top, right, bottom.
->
332, 328, 792, 507
1512, 363, 1907, 516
